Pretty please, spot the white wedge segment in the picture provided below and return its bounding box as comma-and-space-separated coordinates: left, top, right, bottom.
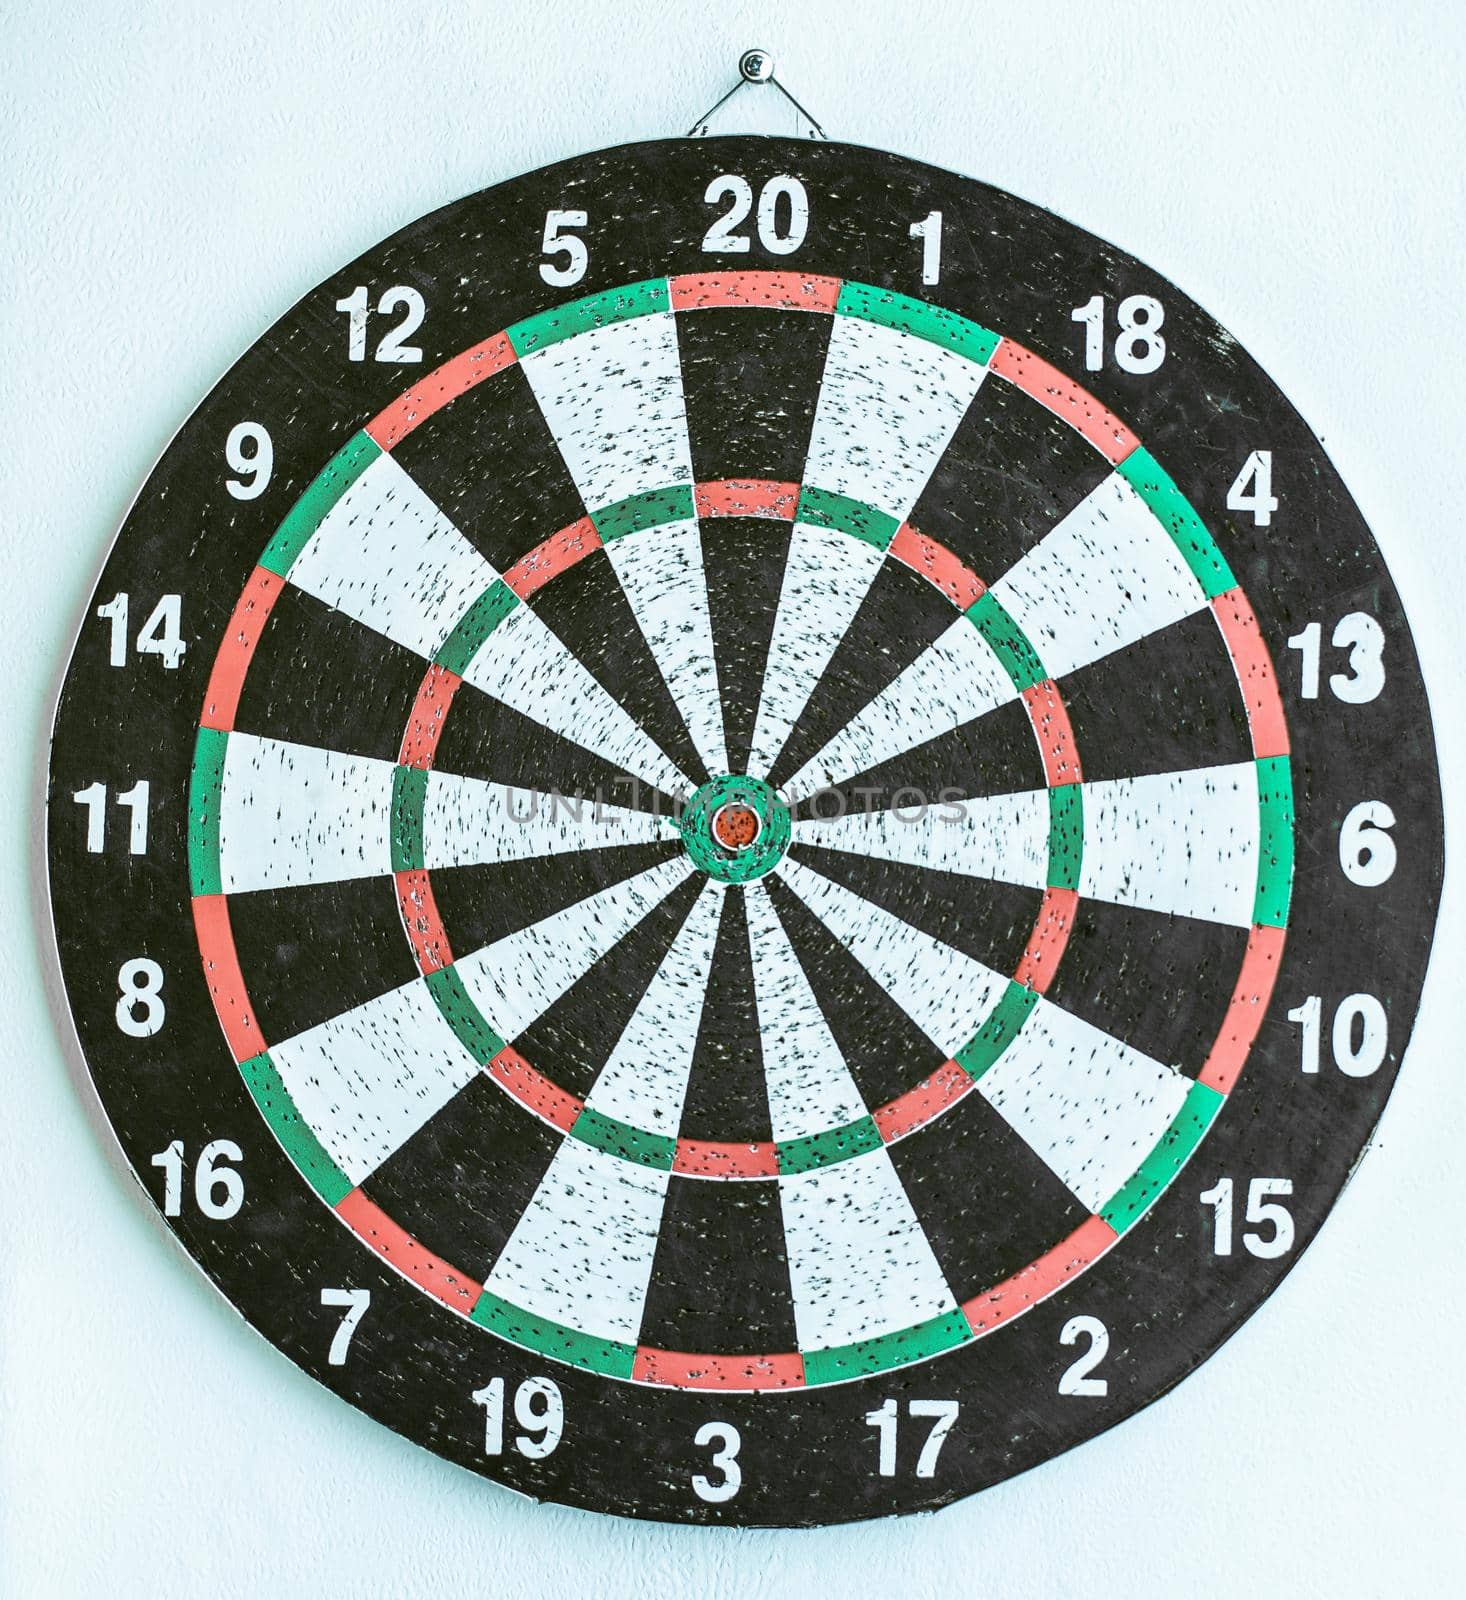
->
288, 452, 500, 660
805, 315, 988, 521
217, 733, 394, 894
269, 978, 480, 1187
791, 788, 1051, 890
776, 856, 1007, 1059
782, 614, 1016, 801
744, 884, 868, 1142
518, 313, 692, 513
603, 519, 730, 778
458, 598, 691, 799
977, 995, 1191, 1213
584, 880, 725, 1134
780, 1150, 958, 1351
484, 1138, 669, 1345
421, 771, 679, 871
746, 523, 886, 779
988, 472, 1207, 681
451, 854, 693, 1043
1080, 763, 1260, 927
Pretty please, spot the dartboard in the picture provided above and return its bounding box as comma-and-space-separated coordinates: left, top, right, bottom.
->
46, 137, 1442, 1525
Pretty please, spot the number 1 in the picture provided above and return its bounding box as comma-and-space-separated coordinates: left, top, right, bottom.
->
909, 211, 942, 284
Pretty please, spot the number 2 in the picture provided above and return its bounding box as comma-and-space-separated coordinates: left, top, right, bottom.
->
1058, 1315, 1110, 1396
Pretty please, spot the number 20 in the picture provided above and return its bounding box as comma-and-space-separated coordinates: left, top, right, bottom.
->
702, 175, 809, 256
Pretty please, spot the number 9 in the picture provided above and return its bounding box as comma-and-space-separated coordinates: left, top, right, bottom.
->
225, 421, 273, 501
513, 1376, 564, 1460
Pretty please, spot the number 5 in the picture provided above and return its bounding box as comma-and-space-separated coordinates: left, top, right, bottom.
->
539, 209, 588, 287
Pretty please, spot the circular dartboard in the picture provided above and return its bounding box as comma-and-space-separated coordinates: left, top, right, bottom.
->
46, 137, 1443, 1525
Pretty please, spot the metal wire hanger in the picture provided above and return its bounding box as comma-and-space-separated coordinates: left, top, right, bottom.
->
687, 48, 828, 139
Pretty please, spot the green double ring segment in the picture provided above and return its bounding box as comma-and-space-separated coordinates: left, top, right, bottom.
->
680, 774, 792, 883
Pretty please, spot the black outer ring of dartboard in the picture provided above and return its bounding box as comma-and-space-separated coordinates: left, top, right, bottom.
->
42, 137, 1443, 1526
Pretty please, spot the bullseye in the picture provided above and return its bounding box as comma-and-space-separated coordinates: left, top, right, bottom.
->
712, 801, 761, 850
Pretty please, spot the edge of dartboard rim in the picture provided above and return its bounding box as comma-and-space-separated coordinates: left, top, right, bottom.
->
34, 132, 1448, 1529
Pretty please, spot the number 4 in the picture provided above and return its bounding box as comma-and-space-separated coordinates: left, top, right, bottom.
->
1226, 449, 1278, 526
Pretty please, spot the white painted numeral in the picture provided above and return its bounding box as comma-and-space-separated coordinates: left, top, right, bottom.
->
539, 208, 589, 287
1070, 292, 1167, 373
756, 176, 808, 255
225, 422, 274, 500
374, 287, 425, 362
94, 595, 185, 669
691, 1421, 742, 1503
116, 956, 165, 1037
1201, 1177, 1294, 1258
1287, 613, 1385, 702
473, 1376, 563, 1459
149, 1139, 185, 1215
335, 285, 425, 363
702, 175, 752, 252
73, 780, 149, 854
1226, 449, 1278, 526
195, 1140, 245, 1219
1338, 800, 1397, 887
137, 597, 186, 668
1057, 1315, 1110, 1396
864, 1397, 959, 1479
909, 210, 943, 284
94, 594, 129, 665
335, 284, 370, 360
1328, 614, 1387, 702
321, 1288, 371, 1365
1288, 992, 1388, 1077
702, 174, 809, 255
149, 1138, 244, 1219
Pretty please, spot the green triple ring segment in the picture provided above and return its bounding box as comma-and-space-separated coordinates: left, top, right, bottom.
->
680, 775, 792, 883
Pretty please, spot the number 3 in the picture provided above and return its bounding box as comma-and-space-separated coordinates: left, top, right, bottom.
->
691, 1421, 742, 1503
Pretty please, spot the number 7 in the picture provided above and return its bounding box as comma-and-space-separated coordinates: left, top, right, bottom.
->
321, 1287, 370, 1366
908, 1400, 959, 1478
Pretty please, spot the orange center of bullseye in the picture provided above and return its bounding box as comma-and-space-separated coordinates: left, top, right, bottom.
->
712, 803, 760, 851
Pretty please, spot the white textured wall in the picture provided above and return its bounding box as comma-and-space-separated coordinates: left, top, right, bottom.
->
4, 2, 1464, 1594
